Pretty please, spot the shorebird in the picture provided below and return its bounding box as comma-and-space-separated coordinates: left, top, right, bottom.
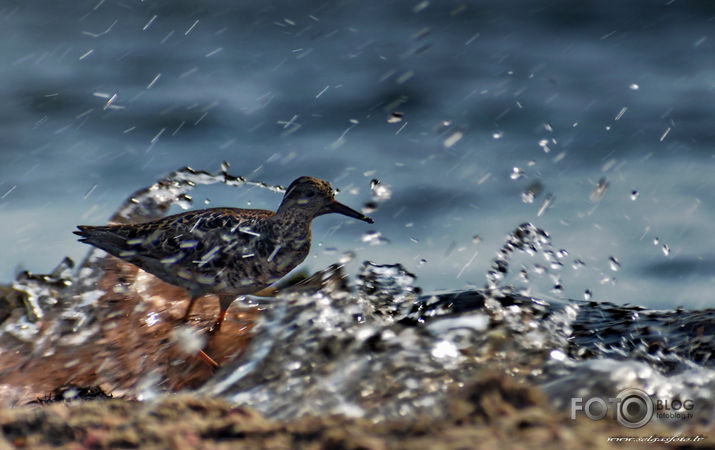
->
75, 176, 373, 331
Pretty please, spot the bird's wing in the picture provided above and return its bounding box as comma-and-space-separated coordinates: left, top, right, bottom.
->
74, 208, 273, 270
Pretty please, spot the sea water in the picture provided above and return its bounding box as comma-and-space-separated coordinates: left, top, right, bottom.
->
0, 0, 713, 310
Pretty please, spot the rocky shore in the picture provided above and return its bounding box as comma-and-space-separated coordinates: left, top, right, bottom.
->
3, 374, 709, 449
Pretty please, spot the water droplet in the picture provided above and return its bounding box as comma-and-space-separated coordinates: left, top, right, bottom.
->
557, 249, 568, 258
413, 1, 429, 13
544, 122, 553, 132
176, 194, 193, 210
550, 349, 566, 361
537, 193, 554, 216
584, 289, 592, 300
436, 119, 453, 133
179, 240, 199, 249
387, 112, 403, 123
431, 340, 459, 359
339, 251, 356, 264
137, 372, 162, 402
220, 161, 231, 172
443, 130, 463, 148
653, 237, 660, 245
370, 179, 392, 201
662, 244, 670, 256
521, 181, 543, 203
418, 258, 427, 265
614, 106, 627, 121
519, 269, 528, 281
145, 312, 160, 327
362, 231, 389, 246
543, 250, 556, 262
608, 256, 621, 272
472, 235, 482, 244
629, 83, 639, 90
552, 283, 563, 294
171, 325, 206, 354
362, 202, 377, 214
492, 130, 503, 139
630, 190, 639, 200
590, 178, 609, 203
660, 127, 671, 142
510, 166, 525, 180
572, 259, 585, 270
538, 139, 550, 153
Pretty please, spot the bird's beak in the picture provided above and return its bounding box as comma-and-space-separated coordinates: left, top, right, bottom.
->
320, 199, 374, 223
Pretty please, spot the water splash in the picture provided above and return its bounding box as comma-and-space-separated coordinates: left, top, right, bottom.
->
0, 168, 712, 429
357, 262, 419, 320
486, 223, 551, 295
199, 254, 714, 425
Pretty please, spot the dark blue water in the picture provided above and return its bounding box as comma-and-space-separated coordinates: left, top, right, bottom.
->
1, 0, 713, 309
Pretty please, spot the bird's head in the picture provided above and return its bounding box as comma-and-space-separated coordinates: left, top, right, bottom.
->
277, 176, 373, 223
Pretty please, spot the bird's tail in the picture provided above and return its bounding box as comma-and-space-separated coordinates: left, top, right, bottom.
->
74, 225, 134, 257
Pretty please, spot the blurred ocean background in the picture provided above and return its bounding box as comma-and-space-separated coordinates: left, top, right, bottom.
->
1, 0, 713, 309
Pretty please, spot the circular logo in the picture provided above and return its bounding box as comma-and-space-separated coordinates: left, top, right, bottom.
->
615, 388, 653, 428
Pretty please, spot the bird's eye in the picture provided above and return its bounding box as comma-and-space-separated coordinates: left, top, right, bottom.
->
306, 191, 315, 198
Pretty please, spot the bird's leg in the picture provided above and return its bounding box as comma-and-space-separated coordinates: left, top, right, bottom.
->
209, 295, 238, 333
210, 311, 227, 334
182, 296, 199, 322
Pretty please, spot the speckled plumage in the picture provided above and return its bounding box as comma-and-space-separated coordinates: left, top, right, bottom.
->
74, 176, 373, 328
